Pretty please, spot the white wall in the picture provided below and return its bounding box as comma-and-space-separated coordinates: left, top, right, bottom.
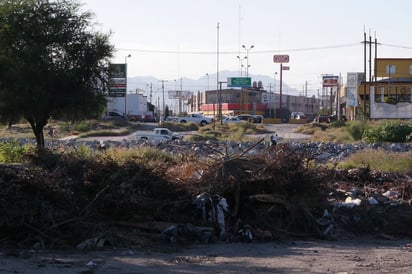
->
107, 94, 148, 116
370, 87, 412, 119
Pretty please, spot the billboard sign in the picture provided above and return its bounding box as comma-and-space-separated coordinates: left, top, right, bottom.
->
346, 72, 364, 107
322, 76, 339, 87
168, 90, 193, 99
109, 64, 126, 78
227, 77, 251, 88
109, 64, 126, 96
273, 55, 289, 63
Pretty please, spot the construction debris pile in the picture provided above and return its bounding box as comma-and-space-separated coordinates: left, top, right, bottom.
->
0, 143, 411, 249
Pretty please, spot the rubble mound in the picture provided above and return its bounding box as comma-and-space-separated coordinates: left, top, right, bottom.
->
0, 143, 411, 249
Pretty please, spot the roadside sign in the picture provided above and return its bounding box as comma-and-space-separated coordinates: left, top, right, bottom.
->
109, 64, 127, 97
282, 66, 290, 70
109, 64, 126, 78
227, 77, 251, 88
322, 76, 339, 87
273, 55, 289, 63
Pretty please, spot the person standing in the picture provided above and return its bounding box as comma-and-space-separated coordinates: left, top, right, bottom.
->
270, 134, 278, 146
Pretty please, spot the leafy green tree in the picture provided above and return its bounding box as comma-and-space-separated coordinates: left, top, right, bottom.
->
0, 0, 114, 147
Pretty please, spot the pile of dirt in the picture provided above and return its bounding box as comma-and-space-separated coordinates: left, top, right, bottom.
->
0, 144, 411, 249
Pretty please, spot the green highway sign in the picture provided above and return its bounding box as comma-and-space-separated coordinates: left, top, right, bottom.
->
227, 77, 251, 88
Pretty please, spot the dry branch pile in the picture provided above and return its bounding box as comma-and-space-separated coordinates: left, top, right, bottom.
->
0, 144, 411, 249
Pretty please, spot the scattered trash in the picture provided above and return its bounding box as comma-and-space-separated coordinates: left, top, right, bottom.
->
0, 141, 411, 249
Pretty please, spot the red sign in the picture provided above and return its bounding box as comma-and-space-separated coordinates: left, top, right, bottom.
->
322, 76, 339, 87
273, 55, 289, 63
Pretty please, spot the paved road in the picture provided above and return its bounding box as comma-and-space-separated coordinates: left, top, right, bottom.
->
263, 123, 311, 140
61, 123, 311, 142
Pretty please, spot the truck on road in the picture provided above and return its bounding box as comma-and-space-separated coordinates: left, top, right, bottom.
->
176, 113, 212, 126
135, 128, 183, 141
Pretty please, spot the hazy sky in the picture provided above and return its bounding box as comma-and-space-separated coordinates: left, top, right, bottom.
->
81, 0, 412, 94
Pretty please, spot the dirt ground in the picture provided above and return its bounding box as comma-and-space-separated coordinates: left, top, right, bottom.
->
1, 238, 411, 274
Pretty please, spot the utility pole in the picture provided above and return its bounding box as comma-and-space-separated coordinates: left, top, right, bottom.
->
149, 83, 152, 103
274, 72, 277, 118
158, 80, 168, 118
216, 22, 220, 95
124, 54, 131, 116
268, 83, 273, 118
218, 81, 227, 124
363, 31, 367, 119
305, 80, 308, 115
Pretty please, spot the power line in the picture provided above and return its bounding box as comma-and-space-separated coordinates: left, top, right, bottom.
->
380, 43, 412, 50
116, 42, 361, 55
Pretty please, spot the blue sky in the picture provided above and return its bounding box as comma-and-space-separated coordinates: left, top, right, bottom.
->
82, 0, 412, 94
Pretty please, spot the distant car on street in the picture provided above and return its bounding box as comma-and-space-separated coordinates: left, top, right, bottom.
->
290, 112, 306, 120
103, 111, 127, 120
313, 115, 329, 123
222, 116, 244, 124
235, 114, 261, 123
328, 114, 347, 122
135, 127, 183, 141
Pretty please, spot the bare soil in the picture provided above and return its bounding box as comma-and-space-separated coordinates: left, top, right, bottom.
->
1, 238, 412, 273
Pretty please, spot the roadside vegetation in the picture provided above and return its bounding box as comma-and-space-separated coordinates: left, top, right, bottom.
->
337, 149, 412, 172
0, 118, 138, 139
296, 119, 412, 144
186, 122, 267, 142
0, 118, 410, 173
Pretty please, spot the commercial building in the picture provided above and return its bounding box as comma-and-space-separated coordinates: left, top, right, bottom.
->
188, 81, 321, 122
346, 58, 412, 119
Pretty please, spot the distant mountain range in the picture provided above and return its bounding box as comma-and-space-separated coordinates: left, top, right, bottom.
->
127, 70, 297, 98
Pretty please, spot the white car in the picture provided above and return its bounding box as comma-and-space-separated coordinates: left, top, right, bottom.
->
222, 117, 244, 124
135, 128, 183, 141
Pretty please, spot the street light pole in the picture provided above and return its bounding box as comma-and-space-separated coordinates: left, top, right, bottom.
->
124, 54, 131, 117
236, 55, 247, 77
206, 73, 209, 90
242, 44, 254, 77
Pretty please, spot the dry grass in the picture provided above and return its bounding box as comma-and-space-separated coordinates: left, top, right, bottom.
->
0, 119, 138, 140
338, 149, 412, 172
310, 126, 354, 143
295, 122, 355, 143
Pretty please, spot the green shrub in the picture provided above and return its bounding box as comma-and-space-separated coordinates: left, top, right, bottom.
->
362, 121, 412, 143
0, 140, 32, 163
329, 119, 346, 128
346, 121, 366, 141
72, 121, 93, 132
384, 96, 397, 105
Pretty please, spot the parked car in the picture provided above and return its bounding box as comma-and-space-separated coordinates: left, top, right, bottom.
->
254, 115, 264, 123
176, 113, 212, 126
222, 116, 244, 124
313, 115, 329, 123
103, 111, 127, 120
235, 114, 261, 123
328, 114, 347, 123
290, 112, 306, 119
135, 128, 183, 141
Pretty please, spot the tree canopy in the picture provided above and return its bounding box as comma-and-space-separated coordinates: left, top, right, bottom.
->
0, 0, 114, 147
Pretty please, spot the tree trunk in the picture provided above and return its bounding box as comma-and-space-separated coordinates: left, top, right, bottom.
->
26, 117, 47, 148
33, 125, 45, 148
